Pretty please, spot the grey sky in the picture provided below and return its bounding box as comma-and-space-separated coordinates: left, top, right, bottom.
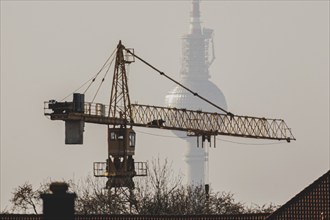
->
1, 0, 329, 211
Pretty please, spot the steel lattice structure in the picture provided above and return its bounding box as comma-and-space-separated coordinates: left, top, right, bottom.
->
108, 41, 133, 123
130, 104, 294, 141
44, 101, 295, 141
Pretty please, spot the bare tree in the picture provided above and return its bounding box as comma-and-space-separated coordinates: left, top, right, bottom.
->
132, 159, 249, 215
8, 159, 278, 215
134, 158, 183, 214
74, 176, 137, 215
10, 182, 49, 214
72, 176, 109, 214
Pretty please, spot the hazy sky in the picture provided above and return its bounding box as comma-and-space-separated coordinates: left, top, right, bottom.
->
1, 0, 329, 212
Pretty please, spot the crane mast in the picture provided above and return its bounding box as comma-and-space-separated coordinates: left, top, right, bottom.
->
109, 41, 133, 123
44, 41, 295, 191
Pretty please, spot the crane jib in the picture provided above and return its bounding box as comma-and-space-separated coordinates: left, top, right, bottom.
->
130, 104, 295, 142
44, 101, 295, 142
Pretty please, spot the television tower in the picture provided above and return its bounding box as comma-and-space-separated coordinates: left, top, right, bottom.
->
165, 0, 227, 185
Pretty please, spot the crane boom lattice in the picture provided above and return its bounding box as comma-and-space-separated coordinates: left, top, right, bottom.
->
130, 104, 294, 141
44, 102, 294, 141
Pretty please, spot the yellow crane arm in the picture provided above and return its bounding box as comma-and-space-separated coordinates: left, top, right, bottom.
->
130, 104, 295, 141
44, 101, 295, 142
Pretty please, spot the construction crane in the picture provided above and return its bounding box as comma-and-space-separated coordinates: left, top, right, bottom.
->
44, 40, 295, 192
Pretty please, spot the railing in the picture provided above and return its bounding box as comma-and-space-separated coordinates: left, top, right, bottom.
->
84, 103, 109, 117
93, 162, 108, 177
44, 101, 110, 117
93, 162, 147, 178
134, 162, 148, 176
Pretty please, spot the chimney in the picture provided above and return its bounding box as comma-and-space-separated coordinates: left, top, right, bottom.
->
40, 182, 76, 220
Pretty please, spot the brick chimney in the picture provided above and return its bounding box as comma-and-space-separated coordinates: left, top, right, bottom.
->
40, 182, 76, 220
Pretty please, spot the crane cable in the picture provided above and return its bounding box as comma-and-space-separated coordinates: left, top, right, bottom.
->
124, 47, 234, 118
60, 47, 117, 101
84, 47, 117, 94
91, 53, 116, 103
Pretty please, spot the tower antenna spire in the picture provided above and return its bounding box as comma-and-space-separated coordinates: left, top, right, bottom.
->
190, 0, 202, 34
191, 0, 200, 19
